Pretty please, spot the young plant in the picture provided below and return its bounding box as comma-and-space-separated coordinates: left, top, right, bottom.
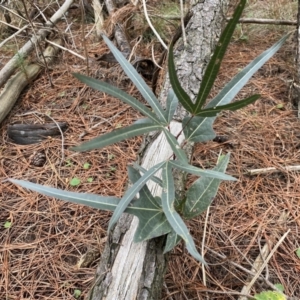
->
10, 0, 289, 263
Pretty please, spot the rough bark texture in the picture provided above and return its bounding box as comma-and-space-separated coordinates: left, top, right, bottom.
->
295, 1, 300, 118
88, 1, 229, 299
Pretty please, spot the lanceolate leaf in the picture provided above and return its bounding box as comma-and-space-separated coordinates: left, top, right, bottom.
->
195, 94, 260, 117
193, 0, 246, 113
164, 89, 179, 122
170, 160, 236, 181
185, 33, 290, 143
71, 122, 162, 152
108, 161, 166, 231
73, 73, 161, 125
164, 229, 182, 253
205, 33, 290, 110
9, 179, 168, 224
127, 167, 172, 242
184, 154, 230, 219
9, 179, 121, 211
161, 163, 206, 264
168, 42, 194, 113
162, 128, 188, 163
102, 35, 167, 124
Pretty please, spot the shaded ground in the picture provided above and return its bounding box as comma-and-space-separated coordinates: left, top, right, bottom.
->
1, 2, 300, 300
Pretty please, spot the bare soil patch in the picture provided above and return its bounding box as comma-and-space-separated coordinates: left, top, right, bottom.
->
1, 3, 300, 300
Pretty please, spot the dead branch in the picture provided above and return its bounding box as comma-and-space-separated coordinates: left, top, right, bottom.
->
227, 17, 297, 26
0, 0, 74, 89
0, 39, 63, 124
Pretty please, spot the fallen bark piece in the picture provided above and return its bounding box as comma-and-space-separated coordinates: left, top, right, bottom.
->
7, 122, 68, 145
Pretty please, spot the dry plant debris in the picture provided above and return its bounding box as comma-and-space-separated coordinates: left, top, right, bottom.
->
1, 1, 300, 300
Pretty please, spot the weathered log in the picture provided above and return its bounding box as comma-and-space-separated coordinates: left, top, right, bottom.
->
0, 0, 74, 89
0, 39, 63, 124
87, 1, 229, 299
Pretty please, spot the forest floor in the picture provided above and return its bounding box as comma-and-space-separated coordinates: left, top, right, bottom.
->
1, 0, 300, 299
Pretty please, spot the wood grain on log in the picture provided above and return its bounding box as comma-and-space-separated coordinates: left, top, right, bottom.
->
88, 1, 229, 299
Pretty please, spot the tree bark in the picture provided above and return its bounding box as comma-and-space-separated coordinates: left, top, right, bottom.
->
87, 1, 229, 299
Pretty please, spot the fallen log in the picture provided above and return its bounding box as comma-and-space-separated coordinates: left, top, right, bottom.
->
0, 38, 63, 124
0, 0, 74, 89
87, 1, 229, 299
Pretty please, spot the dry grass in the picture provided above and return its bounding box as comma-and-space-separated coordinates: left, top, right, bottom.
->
1, 0, 300, 299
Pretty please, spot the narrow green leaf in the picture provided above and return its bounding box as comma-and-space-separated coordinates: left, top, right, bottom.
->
184, 154, 230, 219
170, 160, 236, 181
73, 73, 161, 125
102, 35, 167, 124
161, 163, 206, 264
9, 179, 121, 211
108, 161, 166, 231
164, 89, 179, 122
168, 42, 194, 113
185, 33, 290, 143
195, 94, 260, 117
71, 122, 162, 152
9, 179, 168, 219
205, 33, 290, 110
162, 128, 188, 163
132, 163, 163, 187
127, 166, 172, 242
164, 229, 182, 253
193, 0, 246, 113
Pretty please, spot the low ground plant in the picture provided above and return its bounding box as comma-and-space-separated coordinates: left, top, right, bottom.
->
10, 0, 289, 266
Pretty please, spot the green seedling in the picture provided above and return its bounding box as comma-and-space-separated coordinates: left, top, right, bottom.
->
10, 0, 290, 263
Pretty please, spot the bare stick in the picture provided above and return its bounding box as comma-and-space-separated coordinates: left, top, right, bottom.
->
141, 0, 168, 50
0, 0, 74, 89
227, 17, 297, 26
247, 165, 300, 175
0, 25, 29, 48
45, 39, 87, 60
241, 229, 290, 298
179, 0, 187, 47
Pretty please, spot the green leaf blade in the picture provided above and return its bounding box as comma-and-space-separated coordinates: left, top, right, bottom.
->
170, 160, 236, 181
194, 0, 247, 113
183, 116, 216, 142
161, 163, 206, 264
195, 94, 260, 117
162, 128, 188, 163
102, 35, 167, 124
71, 123, 162, 152
127, 166, 172, 242
168, 42, 194, 113
108, 161, 166, 231
9, 179, 121, 211
184, 154, 230, 219
164, 229, 182, 253
73, 73, 161, 125
206, 33, 290, 111
164, 89, 179, 122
